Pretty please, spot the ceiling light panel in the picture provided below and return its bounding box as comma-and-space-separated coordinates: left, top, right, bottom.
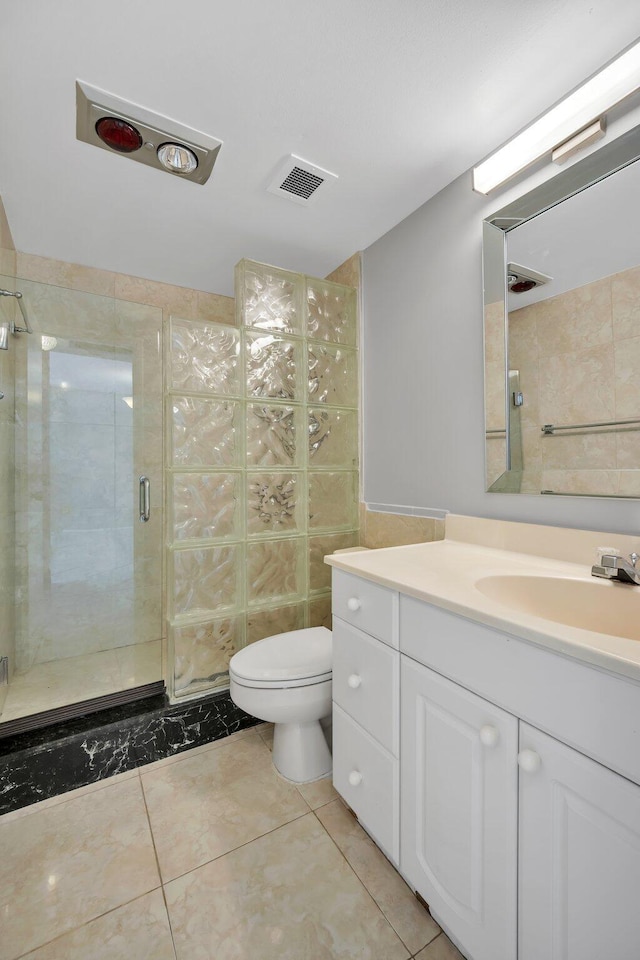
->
473, 38, 640, 194
76, 81, 222, 185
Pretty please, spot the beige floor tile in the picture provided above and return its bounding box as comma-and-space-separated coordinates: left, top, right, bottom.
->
257, 721, 274, 750
414, 932, 467, 960
0, 778, 160, 960
138, 727, 256, 774
296, 775, 339, 810
141, 733, 308, 881
316, 799, 440, 955
20, 890, 176, 960
164, 813, 410, 960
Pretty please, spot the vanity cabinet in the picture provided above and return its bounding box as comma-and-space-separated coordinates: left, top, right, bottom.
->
518, 723, 640, 960
331, 567, 640, 960
331, 570, 400, 864
400, 657, 518, 960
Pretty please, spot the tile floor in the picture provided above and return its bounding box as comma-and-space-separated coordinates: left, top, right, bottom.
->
0, 723, 465, 960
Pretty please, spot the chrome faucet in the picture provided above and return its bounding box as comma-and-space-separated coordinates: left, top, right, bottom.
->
592, 552, 640, 585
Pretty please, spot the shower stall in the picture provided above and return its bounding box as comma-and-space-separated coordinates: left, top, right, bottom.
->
0, 276, 164, 730
0, 256, 360, 736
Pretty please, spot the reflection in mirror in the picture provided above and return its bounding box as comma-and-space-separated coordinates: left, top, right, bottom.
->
484, 125, 640, 498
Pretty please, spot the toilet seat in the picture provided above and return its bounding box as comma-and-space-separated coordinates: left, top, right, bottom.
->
229, 626, 332, 689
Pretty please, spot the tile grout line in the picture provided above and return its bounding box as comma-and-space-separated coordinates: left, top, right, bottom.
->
311, 806, 416, 958
12, 887, 165, 960
139, 773, 180, 960
157, 808, 314, 888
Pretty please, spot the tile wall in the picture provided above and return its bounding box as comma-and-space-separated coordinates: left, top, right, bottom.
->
509, 268, 640, 496
166, 260, 360, 699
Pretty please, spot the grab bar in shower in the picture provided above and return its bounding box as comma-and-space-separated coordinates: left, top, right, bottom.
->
0, 289, 32, 335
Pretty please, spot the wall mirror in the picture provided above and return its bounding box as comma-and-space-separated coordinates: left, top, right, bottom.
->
484, 124, 640, 498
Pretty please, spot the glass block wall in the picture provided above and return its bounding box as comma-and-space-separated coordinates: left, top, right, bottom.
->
166, 259, 359, 700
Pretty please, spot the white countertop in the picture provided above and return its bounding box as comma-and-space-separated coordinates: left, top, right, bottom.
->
326, 536, 640, 683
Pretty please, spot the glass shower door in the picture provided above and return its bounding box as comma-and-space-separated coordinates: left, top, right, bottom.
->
1, 279, 163, 726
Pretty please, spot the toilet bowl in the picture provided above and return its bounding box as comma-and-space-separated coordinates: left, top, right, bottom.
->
229, 626, 332, 783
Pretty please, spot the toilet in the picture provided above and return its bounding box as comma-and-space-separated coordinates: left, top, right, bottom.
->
229, 626, 332, 783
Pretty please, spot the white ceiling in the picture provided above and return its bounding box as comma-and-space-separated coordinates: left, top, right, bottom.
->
2, 0, 640, 297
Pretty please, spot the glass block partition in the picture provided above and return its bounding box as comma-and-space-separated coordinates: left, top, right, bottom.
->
166, 260, 359, 700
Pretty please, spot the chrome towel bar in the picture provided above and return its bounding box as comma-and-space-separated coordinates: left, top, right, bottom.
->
0, 288, 32, 334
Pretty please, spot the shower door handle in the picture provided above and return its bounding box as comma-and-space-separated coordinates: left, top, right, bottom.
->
139, 476, 150, 522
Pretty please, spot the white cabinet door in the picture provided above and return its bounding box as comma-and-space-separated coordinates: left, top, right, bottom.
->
519, 723, 640, 960
401, 656, 518, 960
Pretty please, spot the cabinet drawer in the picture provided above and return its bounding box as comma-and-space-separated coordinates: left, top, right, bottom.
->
332, 569, 398, 647
333, 704, 399, 864
332, 618, 399, 755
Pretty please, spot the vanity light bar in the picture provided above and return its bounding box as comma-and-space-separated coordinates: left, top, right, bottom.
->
472, 37, 640, 194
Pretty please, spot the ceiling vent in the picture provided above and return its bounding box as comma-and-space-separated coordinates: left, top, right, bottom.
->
267, 155, 338, 206
76, 81, 222, 185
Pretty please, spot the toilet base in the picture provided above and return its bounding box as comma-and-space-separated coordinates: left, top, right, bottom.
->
272, 719, 332, 783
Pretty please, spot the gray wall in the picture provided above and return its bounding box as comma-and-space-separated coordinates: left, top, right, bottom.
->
362, 161, 640, 536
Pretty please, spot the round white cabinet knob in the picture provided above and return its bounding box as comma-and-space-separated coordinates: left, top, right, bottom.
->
517, 749, 541, 774
479, 724, 499, 748
347, 597, 361, 612
348, 770, 363, 787
347, 674, 362, 689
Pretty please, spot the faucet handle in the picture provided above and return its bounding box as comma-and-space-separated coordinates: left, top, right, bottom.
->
630, 553, 639, 567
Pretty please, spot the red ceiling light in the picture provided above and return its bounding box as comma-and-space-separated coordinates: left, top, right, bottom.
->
95, 116, 143, 154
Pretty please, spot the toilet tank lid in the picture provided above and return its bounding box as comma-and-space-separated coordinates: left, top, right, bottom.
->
230, 626, 332, 683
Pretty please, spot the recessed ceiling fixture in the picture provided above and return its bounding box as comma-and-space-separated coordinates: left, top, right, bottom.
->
95, 117, 143, 154
507, 262, 553, 293
157, 142, 198, 175
473, 37, 640, 194
76, 81, 222, 185
267, 155, 338, 206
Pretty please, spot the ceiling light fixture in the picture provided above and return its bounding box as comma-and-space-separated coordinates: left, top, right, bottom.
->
157, 142, 198, 175
95, 116, 143, 154
76, 81, 222, 185
472, 38, 640, 194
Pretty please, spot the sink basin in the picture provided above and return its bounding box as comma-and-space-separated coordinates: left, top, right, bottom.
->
475, 574, 640, 641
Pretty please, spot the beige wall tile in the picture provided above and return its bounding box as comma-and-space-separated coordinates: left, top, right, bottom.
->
612, 264, 640, 342
196, 290, 236, 325
541, 431, 617, 470
614, 335, 640, 419
541, 468, 620, 496
326, 251, 361, 290
361, 508, 444, 549
0, 246, 16, 277
16, 252, 116, 297
538, 343, 615, 425
536, 277, 612, 360
0, 194, 15, 251
115, 273, 197, 318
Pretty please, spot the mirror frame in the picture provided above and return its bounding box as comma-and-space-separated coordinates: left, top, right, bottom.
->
483, 123, 640, 497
